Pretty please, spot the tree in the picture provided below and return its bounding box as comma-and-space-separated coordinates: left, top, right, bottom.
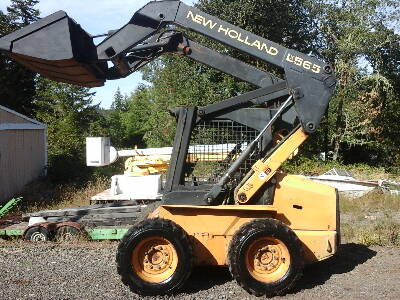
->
106, 88, 129, 147
34, 77, 107, 181
121, 86, 154, 147
0, 0, 39, 116
7, 0, 39, 26
307, 0, 400, 164
111, 87, 128, 111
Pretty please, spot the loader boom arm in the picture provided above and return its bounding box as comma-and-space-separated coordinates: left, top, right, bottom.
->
97, 1, 335, 133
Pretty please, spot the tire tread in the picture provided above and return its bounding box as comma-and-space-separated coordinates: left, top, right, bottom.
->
228, 218, 304, 297
116, 218, 193, 295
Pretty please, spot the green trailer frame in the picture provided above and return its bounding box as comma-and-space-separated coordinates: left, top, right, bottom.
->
86, 228, 129, 240
0, 227, 129, 240
0, 228, 24, 237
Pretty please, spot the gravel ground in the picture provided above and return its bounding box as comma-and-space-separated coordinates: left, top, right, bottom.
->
0, 241, 399, 299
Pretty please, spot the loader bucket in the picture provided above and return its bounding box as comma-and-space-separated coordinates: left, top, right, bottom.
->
0, 11, 107, 87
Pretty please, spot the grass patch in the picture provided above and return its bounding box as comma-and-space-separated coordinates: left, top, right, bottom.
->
13, 177, 109, 214
342, 221, 400, 246
340, 191, 400, 246
283, 156, 400, 181
340, 190, 400, 214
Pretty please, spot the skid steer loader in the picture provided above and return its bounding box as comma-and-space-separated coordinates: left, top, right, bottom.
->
0, 1, 338, 297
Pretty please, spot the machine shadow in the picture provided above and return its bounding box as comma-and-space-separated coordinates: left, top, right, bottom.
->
182, 266, 232, 293
291, 243, 377, 293
181, 243, 376, 294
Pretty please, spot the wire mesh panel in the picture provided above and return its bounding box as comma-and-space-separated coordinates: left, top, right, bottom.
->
185, 120, 260, 186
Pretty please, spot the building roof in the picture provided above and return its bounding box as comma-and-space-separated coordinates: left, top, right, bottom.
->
0, 104, 47, 130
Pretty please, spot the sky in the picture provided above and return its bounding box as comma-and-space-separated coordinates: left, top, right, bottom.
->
0, 0, 196, 108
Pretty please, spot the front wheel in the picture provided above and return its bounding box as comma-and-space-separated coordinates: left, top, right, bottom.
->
116, 218, 193, 296
24, 226, 50, 242
228, 218, 304, 297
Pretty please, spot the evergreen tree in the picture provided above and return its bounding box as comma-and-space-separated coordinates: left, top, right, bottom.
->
7, 0, 39, 26
107, 88, 128, 147
0, 0, 39, 116
106, 86, 150, 148
35, 77, 107, 181
121, 86, 152, 148
111, 87, 128, 111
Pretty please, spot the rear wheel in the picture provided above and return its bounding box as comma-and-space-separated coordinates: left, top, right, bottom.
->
55, 226, 81, 242
228, 218, 303, 297
116, 218, 193, 295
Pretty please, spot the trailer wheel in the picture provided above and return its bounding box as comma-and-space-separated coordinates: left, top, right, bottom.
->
116, 218, 193, 295
228, 218, 304, 297
24, 226, 50, 242
55, 226, 81, 242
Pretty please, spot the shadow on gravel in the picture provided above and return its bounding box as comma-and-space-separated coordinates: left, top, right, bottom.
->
182, 266, 232, 293
178, 243, 376, 295
291, 243, 377, 293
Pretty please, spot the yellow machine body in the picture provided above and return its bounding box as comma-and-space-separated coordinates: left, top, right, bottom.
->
149, 172, 339, 266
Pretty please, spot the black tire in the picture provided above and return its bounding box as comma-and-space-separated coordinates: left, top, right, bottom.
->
24, 226, 50, 242
55, 226, 81, 242
228, 218, 304, 297
116, 218, 193, 296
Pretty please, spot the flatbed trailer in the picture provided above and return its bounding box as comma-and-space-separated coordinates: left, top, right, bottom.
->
0, 200, 158, 241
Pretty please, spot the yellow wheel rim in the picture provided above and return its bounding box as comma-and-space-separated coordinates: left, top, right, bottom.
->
245, 237, 290, 283
131, 237, 178, 283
